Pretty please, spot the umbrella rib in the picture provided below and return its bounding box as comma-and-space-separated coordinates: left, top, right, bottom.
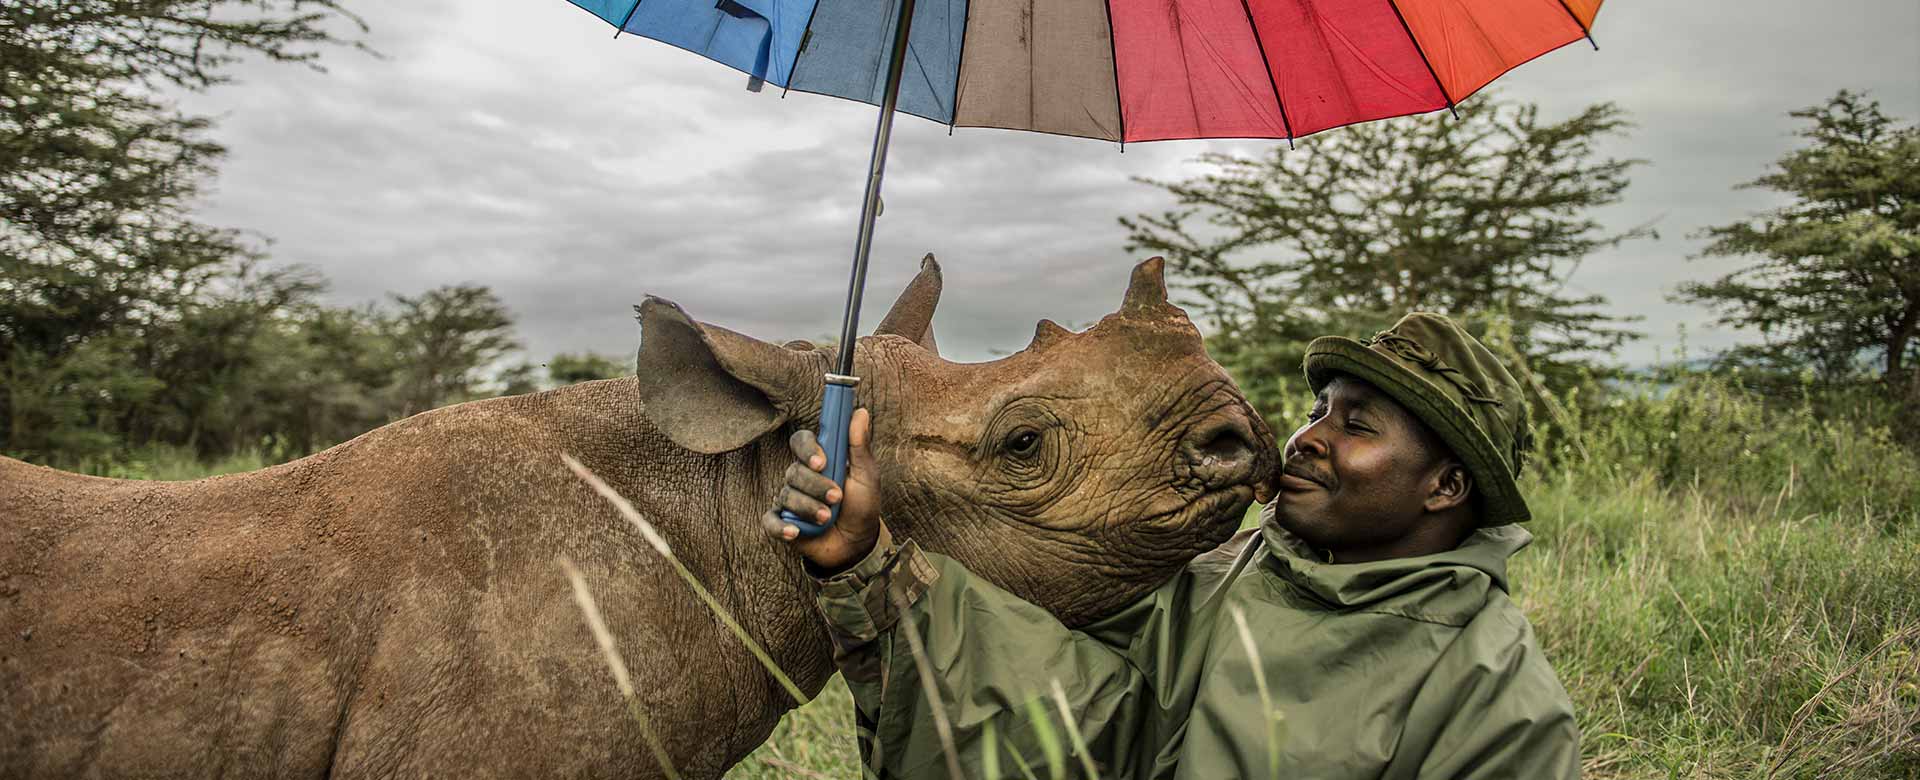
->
909, 43, 945, 117
1550, 0, 1599, 50
614, 0, 643, 37
1233, 0, 1294, 146
1383, 0, 1458, 119
949, 0, 972, 131
1099, 0, 1126, 146
783, 0, 829, 97
1171, 7, 1202, 136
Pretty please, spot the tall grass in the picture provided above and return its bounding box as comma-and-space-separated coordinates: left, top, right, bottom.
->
1519, 377, 1920, 779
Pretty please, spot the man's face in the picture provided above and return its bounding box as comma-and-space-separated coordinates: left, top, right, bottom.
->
1272, 375, 1454, 555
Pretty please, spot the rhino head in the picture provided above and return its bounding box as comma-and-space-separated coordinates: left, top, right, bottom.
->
635, 256, 1278, 626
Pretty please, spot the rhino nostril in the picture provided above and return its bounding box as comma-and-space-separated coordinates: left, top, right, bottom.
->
1188, 420, 1257, 468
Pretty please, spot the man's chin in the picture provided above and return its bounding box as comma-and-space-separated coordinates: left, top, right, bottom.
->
1266, 497, 1334, 547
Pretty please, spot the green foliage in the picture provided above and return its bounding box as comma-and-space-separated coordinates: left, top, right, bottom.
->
2, 331, 161, 462
0, 0, 363, 454
1553, 373, 1920, 529
548, 351, 630, 385
1, 0, 368, 466
495, 351, 631, 398
2, 275, 529, 467
1676, 90, 1920, 391
386, 283, 521, 414
1123, 98, 1651, 411
81, 445, 270, 481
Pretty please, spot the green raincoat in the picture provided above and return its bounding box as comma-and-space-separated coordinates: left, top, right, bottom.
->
815, 506, 1580, 779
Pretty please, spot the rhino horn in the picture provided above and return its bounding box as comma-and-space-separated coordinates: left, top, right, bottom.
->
635, 296, 814, 455
1030, 319, 1073, 350
874, 253, 941, 354
1121, 256, 1173, 314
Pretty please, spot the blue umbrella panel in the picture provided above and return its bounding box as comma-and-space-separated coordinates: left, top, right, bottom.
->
568, 0, 964, 124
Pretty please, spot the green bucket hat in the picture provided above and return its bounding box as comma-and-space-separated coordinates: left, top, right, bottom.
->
1302, 312, 1535, 526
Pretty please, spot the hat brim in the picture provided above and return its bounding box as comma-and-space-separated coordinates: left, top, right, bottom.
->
1303, 337, 1532, 526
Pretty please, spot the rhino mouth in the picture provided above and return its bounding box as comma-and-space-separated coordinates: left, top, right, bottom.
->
1129, 484, 1253, 553
1193, 485, 1256, 539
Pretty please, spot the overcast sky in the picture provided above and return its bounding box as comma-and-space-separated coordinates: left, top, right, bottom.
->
176, 1, 1920, 368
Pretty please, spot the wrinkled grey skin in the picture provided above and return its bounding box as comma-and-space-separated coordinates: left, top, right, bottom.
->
0, 256, 1277, 778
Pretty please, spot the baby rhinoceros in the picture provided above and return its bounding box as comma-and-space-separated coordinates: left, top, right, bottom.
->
0, 256, 1279, 779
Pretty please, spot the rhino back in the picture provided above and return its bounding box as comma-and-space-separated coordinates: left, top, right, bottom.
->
1, 446, 373, 775
2, 378, 830, 778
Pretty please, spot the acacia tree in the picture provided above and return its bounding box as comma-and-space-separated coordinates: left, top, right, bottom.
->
387, 284, 521, 415
0, 0, 362, 460
1677, 91, 1919, 393
547, 352, 629, 385
1122, 98, 1649, 415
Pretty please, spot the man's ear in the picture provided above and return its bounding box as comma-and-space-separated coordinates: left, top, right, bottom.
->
634, 296, 819, 454
1425, 461, 1474, 514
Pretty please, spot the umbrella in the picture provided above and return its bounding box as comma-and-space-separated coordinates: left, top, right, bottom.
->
563, 0, 1603, 535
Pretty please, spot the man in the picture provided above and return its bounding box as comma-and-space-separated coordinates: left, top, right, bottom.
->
762, 312, 1580, 779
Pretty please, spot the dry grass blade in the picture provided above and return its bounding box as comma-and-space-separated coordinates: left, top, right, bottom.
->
1230, 605, 1285, 779
1048, 679, 1103, 780
888, 588, 967, 780
1765, 623, 1920, 779
999, 725, 1043, 780
561, 453, 808, 706
1666, 582, 1726, 674
559, 557, 681, 780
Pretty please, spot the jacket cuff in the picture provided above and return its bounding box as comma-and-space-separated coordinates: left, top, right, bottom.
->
814, 524, 941, 650
807, 523, 897, 584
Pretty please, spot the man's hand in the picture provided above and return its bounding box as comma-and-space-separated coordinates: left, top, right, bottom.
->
761, 407, 882, 573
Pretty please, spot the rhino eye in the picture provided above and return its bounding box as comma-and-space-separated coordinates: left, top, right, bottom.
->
1004, 429, 1042, 458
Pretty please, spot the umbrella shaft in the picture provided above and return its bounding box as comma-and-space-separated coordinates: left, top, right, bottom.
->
835, 0, 918, 376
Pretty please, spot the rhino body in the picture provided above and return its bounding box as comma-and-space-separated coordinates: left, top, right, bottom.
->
0, 257, 1276, 777
4, 375, 830, 777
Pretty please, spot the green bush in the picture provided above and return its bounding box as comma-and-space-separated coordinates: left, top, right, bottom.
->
1548, 373, 1920, 529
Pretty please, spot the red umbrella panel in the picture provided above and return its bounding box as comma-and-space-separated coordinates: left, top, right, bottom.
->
571, 0, 1602, 144
967, 0, 1601, 142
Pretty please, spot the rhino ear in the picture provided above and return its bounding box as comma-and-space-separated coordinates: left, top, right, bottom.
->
635, 297, 815, 455
1121, 256, 1172, 314
873, 253, 941, 354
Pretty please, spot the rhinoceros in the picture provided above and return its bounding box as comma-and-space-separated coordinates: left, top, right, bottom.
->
0, 256, 1278, 778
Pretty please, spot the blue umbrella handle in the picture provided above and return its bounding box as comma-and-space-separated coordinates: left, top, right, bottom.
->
781, 377, 858, 538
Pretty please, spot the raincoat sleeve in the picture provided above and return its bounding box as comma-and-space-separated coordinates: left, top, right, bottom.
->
813, 523, 1172, 779
1399, 595, 1582, 780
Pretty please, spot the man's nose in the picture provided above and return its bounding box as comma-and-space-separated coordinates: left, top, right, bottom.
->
1287, 421, 1330, 460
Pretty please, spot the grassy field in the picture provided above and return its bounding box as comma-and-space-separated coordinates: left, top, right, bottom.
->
77, 378, 1919, 779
